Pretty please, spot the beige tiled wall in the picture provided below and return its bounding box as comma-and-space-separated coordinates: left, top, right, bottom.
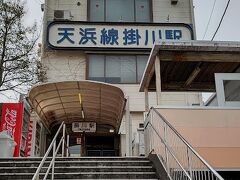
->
46, 0, 87, 21
118, 112, 144, 156
152, 0, 193, 24
116, 84, 202, 111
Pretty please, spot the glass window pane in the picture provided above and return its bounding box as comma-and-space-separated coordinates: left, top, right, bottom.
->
224, 80, 240, 101
106, 56, 121, 83
90, 0, 104, 21
137, 55, 148, 82
89, 55, 142, 84
88, 55, 105, 82
106, 0, 134, 22
120, 56, 136, 83
135, 0, 150, 22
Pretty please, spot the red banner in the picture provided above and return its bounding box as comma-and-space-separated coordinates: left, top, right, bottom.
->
0, 103, 24, 157
25, 119, 33, 157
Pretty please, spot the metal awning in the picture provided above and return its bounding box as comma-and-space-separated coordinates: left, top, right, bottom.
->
139, 40, 240, 92
28, 81, 125, 132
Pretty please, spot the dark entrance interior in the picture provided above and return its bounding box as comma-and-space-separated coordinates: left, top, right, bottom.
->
86, 136, 118, 156
68, 134, 120, 157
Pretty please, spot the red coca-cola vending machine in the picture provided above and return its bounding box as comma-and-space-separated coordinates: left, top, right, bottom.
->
0, 100, 33, 157
0, 103, 24, 157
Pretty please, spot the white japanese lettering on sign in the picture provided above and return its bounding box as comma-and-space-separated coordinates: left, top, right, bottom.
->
72, 122, 96, 132
48, 22, 193, 49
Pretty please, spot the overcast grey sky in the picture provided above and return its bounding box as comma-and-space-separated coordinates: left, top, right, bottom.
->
1, 0, 240, 102
194, 0, 240, 41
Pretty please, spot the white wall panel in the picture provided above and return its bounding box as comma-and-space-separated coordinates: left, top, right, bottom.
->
42, 51, 86, 82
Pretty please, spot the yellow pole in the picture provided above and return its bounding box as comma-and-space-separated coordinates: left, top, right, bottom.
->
78, 93, 82, 105
78, 93, 85, 119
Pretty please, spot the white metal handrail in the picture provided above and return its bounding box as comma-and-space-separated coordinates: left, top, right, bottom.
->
32, 122, 70, 180
144, 107, 224, 180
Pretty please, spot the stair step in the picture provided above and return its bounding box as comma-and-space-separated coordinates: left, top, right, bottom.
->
0, 166, 155, 173
0, 157, 159, 179
0, 157, 149, 161
0, 160, 152, 167
0, 172, 158, 179
53, 179, 159, 180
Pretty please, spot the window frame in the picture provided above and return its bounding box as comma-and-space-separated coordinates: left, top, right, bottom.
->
86, 54, 148, 84
87, 0, 153, 23
215, 73, 240, 107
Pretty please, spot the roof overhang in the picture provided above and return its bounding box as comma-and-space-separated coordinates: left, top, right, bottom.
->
28, 81, 126, 133
140, 40, 240, 92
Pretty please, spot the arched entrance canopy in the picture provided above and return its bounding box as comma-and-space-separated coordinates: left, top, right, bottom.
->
28, 81, 126, 132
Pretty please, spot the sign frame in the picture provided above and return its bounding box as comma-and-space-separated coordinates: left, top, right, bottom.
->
72, 122, 97, 133
47, 21, 194, 51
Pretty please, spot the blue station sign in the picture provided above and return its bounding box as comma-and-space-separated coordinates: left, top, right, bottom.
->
47, 22, 194, 50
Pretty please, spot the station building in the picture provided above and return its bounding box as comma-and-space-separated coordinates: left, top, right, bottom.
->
1, 1, 240, 179
28, 0, 202, 157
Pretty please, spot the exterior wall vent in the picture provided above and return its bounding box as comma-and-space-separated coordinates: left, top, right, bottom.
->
41, 4, 44, 12
139, 123, 144, 128
171, 0, 178, 5
54, 10, 72, 20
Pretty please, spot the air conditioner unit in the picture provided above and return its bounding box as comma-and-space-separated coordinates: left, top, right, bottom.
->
54, 10, 72, 20
41, 4, 44, 12
171, 0, 178, 5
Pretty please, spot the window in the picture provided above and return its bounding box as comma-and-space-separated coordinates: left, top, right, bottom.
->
35, 123, 41, 156
20, 112, 29, 156
137, 55, 148, 82
215, 73, 240, 107
224, 80, 240, 101
88, 55, 105, 82
88, 55, 148, 84
89, 0, 151, 22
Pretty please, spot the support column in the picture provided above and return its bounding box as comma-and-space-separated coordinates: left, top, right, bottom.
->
144, 88, 149, 112
155, 55, 161, 105
125, 96, 132, 156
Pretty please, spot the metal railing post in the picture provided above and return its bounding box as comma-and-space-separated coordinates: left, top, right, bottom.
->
52, 141, 56, 180
67, 135, 70, 157
150, 111, 153, 152
62, 123, 66, 157
164, 123, 170, 175
32, 122, 68, 180
187, 147, 193, 179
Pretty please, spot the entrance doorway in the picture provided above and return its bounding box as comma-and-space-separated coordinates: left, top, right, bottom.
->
86, 136, 117, 156
68, 134, 120, 157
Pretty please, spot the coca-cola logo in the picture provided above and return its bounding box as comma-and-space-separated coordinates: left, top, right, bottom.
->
5, 108, 17, 126
3, 108, 17, 137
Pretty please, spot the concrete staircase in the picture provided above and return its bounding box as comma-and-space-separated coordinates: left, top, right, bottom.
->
0, 157, 159, 180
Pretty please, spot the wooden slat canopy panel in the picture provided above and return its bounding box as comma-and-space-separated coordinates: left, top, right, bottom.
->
140, 41, 240, 92
28, 81, 125, 132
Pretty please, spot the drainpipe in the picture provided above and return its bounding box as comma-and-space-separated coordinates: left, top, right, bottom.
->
41, 0, 49, 57
125, 96, 132, 156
